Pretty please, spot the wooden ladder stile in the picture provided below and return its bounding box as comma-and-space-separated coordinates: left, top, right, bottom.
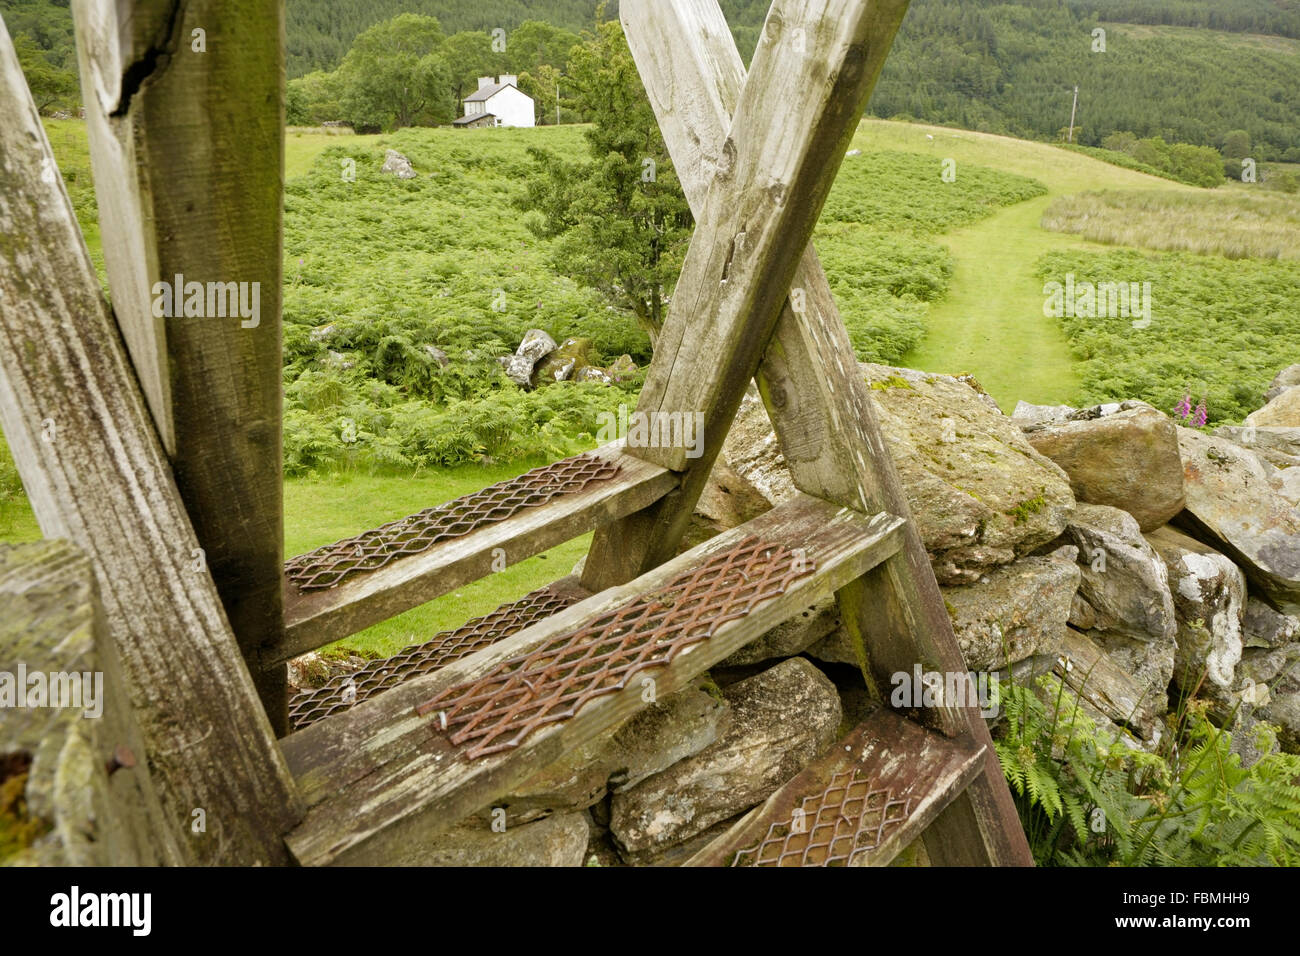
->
0, 0, 1032, 866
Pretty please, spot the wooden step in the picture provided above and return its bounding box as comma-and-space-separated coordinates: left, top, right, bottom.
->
280, 494, 906, 865
271, 444, 676, 665
685, 709, 986, 867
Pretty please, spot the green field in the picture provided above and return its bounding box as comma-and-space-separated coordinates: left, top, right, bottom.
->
5, 116, 1297, 658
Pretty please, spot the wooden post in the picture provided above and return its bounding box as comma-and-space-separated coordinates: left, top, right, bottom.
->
0, 541, 165, 865
71, 0, 290, 730
583, 0, 911, 590
616, 0, 1032, 864
0, 23, 302, 864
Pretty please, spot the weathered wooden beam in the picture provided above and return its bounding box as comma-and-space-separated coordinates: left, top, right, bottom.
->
0, 541, 166, 865
615, 0, 1032, 865
275, 445, 677, 665
0, 24, 301, 864
685, 709, 986, 867
71, 0, 290, 729
282, 496, 905, 866
582, 0, 910, 589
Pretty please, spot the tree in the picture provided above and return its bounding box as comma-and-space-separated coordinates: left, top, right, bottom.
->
11, 31, 77, 113
287, 70, 346, 125
336, 14, 453, 130
444, 30, 509, 108
517, 14, 692, 343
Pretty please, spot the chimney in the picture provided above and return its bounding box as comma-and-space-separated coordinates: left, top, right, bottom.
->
478, 76, 494, 90
499, 75, 518, 87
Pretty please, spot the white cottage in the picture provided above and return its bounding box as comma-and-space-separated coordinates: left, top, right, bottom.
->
454, 75, 535, 129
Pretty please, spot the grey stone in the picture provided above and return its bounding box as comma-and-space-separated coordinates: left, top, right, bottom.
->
1246, 386, 1300, 427
409, 812, 589, 866
505, 329, 558, 388
1020, 401, 1185, 531
1148, 526, 1247, 714
1012, 400, 1077, 425
1213, 425, 1300, 470
1243, 597, 1299, 649
1174, 428, 1300, 614
501, 677, 730, 822
1264, 365, 1300, 404
723, 367, 1076, 586
380, 149, 417, 179
609, 659, 841, 861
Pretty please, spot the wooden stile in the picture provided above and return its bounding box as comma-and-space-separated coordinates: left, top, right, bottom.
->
613, 0, 1032, 865
71, 0, 291, 730
0, 22, 301, 865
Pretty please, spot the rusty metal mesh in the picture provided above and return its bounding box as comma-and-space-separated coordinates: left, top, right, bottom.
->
285, 454, 620, 591
732, 770, 912, 867
288, 587, 578, 731
417, 537, 814, 759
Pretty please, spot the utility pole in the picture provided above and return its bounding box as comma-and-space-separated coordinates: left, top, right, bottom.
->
1068, 85, 1079, 143
556, 78, 561, 126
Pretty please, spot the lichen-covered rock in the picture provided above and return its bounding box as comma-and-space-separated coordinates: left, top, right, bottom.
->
722, 367, 1075, 586
1056, 629, 1164, 748
1059, 504, 1178, 714
1246, 386, 1300, 427
1174, 428, 1300, 614
1020, 401, 1185, 531
936, 549, 1081, 671
1148, 526, 1247, 714
1011, 401, 1077, 425
1213, 425, 1300, 470
607, 354, 639, 382
409, 812, 589, 866
1243, 597, 1299, 649
609, 659, 841, 862
424, 345, 450, 368
532, 337, 593, 385
1064, 504, 1178, 643
505, 329, 557, 387
1265, 365, 1300, 404
499, 677, 730, 822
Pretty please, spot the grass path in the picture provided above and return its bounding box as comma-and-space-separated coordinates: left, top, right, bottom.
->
854, 120, 1192, 411
901, 195, 1085, 410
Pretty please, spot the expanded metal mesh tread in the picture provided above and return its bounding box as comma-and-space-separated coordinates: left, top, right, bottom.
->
732, 770, 913, 867
284, 454, 620, 591
416, 536, 814, 759
287, 587, 579, 731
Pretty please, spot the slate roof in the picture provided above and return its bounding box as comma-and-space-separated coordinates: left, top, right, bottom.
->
465, 82, 513, 102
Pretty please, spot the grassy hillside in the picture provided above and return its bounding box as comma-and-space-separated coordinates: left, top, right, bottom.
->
6, 116, 1299, 656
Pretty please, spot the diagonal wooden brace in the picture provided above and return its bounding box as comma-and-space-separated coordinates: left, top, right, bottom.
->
606, 0, 1032, 865
584, 0, 911, 587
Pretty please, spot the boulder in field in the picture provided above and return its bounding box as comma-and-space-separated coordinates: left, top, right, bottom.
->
609, 659, 841, 862
1173, 428, 1300, 614
1019, 401, 1185, 532
723, 366, 1076, 585
380, 149, 417, 180
505, 329, 557, 388
532, 337, 593, 385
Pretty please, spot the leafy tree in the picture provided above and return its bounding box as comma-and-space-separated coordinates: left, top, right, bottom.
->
518, 13, 693, 342
335, 14, 453, 130
287, 70, 346, 125
10, 30, 76, 112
